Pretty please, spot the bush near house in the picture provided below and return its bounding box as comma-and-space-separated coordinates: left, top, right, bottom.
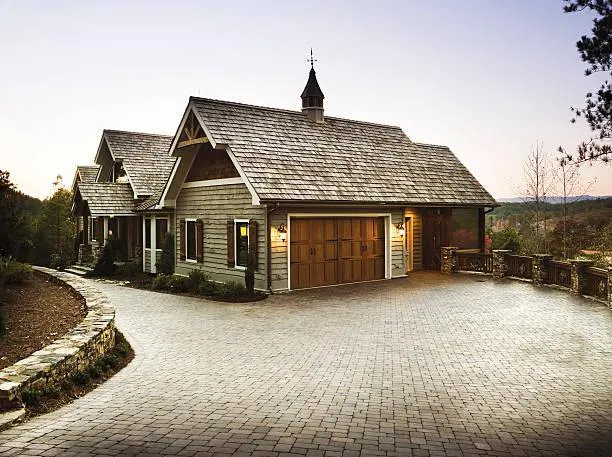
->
91, 241, 116, 276
149, 271, 260, 302
156, 233, 175, 275
0, 258, 33, 286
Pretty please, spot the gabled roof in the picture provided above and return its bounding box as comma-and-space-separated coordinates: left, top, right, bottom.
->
77, 165, 99, 183
188, 97, 496, 206
77, 183, 136, 216
102, 130, 175, 197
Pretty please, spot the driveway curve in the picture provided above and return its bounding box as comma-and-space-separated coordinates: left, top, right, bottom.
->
0, 272, 611, 457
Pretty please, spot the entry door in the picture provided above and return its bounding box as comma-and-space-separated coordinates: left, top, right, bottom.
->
423, 209, 451, 269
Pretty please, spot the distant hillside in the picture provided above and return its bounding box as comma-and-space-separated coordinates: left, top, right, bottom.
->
497, 195, 612, 204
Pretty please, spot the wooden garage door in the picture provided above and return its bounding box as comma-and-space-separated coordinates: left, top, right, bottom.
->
290, 217, 385, 289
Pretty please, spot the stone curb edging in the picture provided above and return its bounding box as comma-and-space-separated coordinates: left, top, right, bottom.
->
0, 267, 115, 412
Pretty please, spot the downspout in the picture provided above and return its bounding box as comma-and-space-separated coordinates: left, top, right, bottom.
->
266, 202, 280, 294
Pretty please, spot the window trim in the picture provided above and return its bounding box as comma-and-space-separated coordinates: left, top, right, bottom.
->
185, 218, 198, 264
234, 219, 249, 270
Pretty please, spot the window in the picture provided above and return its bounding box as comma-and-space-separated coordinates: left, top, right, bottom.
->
186, 220, 197, 261
145, 219, 151, 249
235, 220, 249, 268
156, 219, 168, 248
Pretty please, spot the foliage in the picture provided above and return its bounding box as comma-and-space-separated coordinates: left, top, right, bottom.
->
550, 219, 591, 259
156, 232, 175, 275
0, 170, 39, 261
115, 262, 140, 278
72, 371, 90, 386
562, 0, 612, 163
215, 280, 247, 297
33, 187, 75, 267
92, 242, 116, 276
490, 227, 522, 253
152, 274, 190, 292
0, 259, 33, 285
0, 310, 6, 337
244, 252, 255, 293
188, 269, 210, 292
49, 252, 72, 271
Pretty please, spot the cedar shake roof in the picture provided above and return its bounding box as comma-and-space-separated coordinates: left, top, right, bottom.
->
78, 183, 136, 216
104, 130, 175, 197
77, 165, 99, 183
190, 98, 496, 206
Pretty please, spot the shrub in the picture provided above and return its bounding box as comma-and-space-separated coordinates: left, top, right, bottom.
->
20, 389, 42, 407
99, 353, 120, 370
0, 259, 33, 285
72, 371, 90, 386
49, 252, 71, 270
168, 275, 190, 292
215, 280, 247, 297
198, 280, 219, 296
116, 262, 139, 278
87, 364, 103, 379
41, 384, 60, 399
188, 269, 210, 292
92, 242, 116, 276
491, 227, 522, 253
244, 253, 255, 294
152, 274, 171, 290
156, 232, 175, 275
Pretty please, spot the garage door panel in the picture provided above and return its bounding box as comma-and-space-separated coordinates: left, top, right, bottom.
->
290, 216, 386, 290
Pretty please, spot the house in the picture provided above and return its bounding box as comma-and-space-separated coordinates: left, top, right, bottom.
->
72, 64, 496, 291
71, 130, 175, 271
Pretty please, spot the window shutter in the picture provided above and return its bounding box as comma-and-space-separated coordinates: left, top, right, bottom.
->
196, 220, 204, 263
227, 220, 235, 267
249, 219, 258, 270
179, 219, 186, 261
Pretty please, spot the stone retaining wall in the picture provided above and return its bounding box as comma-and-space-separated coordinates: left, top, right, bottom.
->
0, 268, 115, 411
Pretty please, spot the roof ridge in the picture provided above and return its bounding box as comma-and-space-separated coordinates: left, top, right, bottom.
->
413, 142, 450, 149
103, 129, 173, 139
190, 96, 403, 131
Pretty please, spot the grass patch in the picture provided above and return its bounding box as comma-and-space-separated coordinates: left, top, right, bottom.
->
20, 330, 134, 416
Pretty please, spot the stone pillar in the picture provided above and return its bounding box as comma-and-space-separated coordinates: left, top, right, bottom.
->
570, 259, 595, 296
441, 247, 458, 274
532, 254, 553, 286
78, 244, 93, 265
492, 250, 511, 279
134, 245, 143, 266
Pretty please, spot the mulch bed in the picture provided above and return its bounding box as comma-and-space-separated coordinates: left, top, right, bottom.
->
0, 272, 86, 370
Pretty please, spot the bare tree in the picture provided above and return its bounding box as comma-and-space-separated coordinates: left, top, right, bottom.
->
517, 142, 556, 253
554, 157, 596, 258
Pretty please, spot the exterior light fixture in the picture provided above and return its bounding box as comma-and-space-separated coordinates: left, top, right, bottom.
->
277, 223, 287, 242
396, 223, 405, 237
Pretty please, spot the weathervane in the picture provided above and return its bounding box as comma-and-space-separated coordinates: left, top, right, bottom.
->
308, 48, 317, 68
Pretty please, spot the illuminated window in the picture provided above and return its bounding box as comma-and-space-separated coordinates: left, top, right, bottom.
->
234, 220, 249, 268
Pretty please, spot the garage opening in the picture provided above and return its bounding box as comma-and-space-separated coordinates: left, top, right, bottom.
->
290, 217, 386, 289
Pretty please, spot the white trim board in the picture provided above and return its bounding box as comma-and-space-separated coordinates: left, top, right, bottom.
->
182, 177, 243, 188
286, 213, 394, 291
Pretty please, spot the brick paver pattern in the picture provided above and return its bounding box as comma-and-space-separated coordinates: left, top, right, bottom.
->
1, 272, 611, 456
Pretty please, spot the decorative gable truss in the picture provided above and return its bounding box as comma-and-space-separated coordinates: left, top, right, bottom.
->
160, 103, 261, 207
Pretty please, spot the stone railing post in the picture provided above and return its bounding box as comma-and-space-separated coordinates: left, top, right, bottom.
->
569, 259, 595, 296
441, 247, 458, 274
532, 254, 553, 286
492, 250, 511, 279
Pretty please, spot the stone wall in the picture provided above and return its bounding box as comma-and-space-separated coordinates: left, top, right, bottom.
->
0, 268, 115, 411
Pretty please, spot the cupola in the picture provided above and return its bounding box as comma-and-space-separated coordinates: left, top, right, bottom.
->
301, 50, 325, 123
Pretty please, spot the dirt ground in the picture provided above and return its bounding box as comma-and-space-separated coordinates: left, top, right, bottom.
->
0, 272, 86, 370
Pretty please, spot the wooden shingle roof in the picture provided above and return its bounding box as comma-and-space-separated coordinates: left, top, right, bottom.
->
78, 183, 136, 216
76, 165, 99, 183
190, 98, 496, 206
104, 130, 175, 197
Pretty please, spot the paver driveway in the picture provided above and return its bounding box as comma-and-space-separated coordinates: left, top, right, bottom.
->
1, 272, 611, 457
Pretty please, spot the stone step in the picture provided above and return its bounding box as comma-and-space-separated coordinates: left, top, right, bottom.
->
64, 265, 93, 276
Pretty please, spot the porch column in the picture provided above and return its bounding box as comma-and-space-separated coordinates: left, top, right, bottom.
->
103, 217, 109, 245
492, 250, 511, 279
151, 216, 157, 274
83, 216, 89, 245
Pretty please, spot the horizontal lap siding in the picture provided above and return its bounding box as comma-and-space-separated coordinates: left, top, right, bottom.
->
144, 250, 151, 273
175, 184, 266, 290
405, 208, 423, 270
270, 209, 289, 291
391, 210, 405, 277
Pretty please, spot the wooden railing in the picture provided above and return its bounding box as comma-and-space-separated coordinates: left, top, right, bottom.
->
456, 252, 493, 274
505, 255, 533, 279
546, 260, 572, 289
584, 267, 608, 301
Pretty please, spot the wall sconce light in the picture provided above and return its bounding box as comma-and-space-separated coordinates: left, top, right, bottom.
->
277, 223, 287, 242
395, 223, 405, 237
108, 229, 113, 237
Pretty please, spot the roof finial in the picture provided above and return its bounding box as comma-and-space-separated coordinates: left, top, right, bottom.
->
308, 48, 317, 69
